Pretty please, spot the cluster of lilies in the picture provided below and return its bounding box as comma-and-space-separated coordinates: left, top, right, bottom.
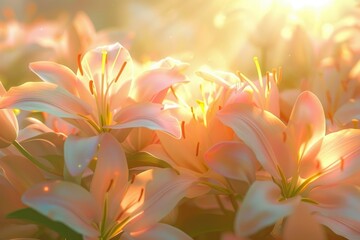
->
0, 7, 360, 240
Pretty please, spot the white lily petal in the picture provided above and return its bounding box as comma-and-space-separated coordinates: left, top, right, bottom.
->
0, 82, 91, 118
22, 181, 98, 237
111, 103, 181, 138
64, 135, 100, 176
235, 181, 300, 237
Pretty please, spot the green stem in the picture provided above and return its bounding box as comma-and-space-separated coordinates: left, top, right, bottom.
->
13, 140, 57, 174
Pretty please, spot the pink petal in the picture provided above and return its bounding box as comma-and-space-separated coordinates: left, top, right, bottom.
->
123, 168, 193, 232
22, 180, 98, 237
218, 104, 290, 178
156, 120, 209, 173
111, 103, 181, 138
282, 202, 326, 240
308, 185, 360, 239
130, 223, 192, 240
64, 135, 100, 176
29, 61, 79, 96
279, 89, 301, 122
0, 109, 18, 148
0, 82, 91, 118
0, 155, 44, 193
235, 181, 300, 237
79, 42, 133, 95
286, 91, 325, 163
90, 133, 128, 219
0, 82, 19, 148
300, 129, 360, 188
205, 141, 257, 183
131, 68, 186, 103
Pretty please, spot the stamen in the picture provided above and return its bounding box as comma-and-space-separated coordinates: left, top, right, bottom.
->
266, 71, 271, 91
106, 179, 114, 192
340, 157, 344, 171
43, 186, 49, 192
101, 50, 107, 76
138, 188, 144, 202
316, 160, 321, 170
181, 121, 186, 139
170, 86, 178, 100
253, 57, 263, 89
218, 105, 222, 110
115, 61, 128, 83
77, 54, 84, 76
190, 106, 196, 119
195, 142, 200, 157
327, 111, 334, 125
89, 80, 94, 95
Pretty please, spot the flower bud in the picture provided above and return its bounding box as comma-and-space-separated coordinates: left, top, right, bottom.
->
0, 83, 18, 148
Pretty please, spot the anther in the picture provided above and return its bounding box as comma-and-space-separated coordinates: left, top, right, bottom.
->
106, 179, 114, 192
195, 142, 200, 157
340, 157, 344, 171
190, 106, 196, 119
77, 54, 84, 76
181, 121, 186, 139
89, 80, 94, 95
115, 61, 127, 83
138, 188, 144, 202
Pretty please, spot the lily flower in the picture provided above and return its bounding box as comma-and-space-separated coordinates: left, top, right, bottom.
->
144, 74, 235, 198
0, 42, 184, 176
216, 91, 360, 239
22, 133, 193, 240
0, 82, 18, 148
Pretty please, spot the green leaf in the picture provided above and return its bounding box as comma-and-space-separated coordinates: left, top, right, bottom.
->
126, 152, 177, 172
7, 208, 83, 240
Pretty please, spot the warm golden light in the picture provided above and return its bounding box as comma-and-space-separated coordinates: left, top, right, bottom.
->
286, 0, 333, 10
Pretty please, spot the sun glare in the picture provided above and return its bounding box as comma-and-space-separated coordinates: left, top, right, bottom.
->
286, 0, 333, 10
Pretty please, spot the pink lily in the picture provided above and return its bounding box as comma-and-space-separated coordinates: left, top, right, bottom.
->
0, 42, 182, 136
216, 91, 360, 238
144, 76, 235, 198
22, 133, 193, 240
0, 43, 184, 176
